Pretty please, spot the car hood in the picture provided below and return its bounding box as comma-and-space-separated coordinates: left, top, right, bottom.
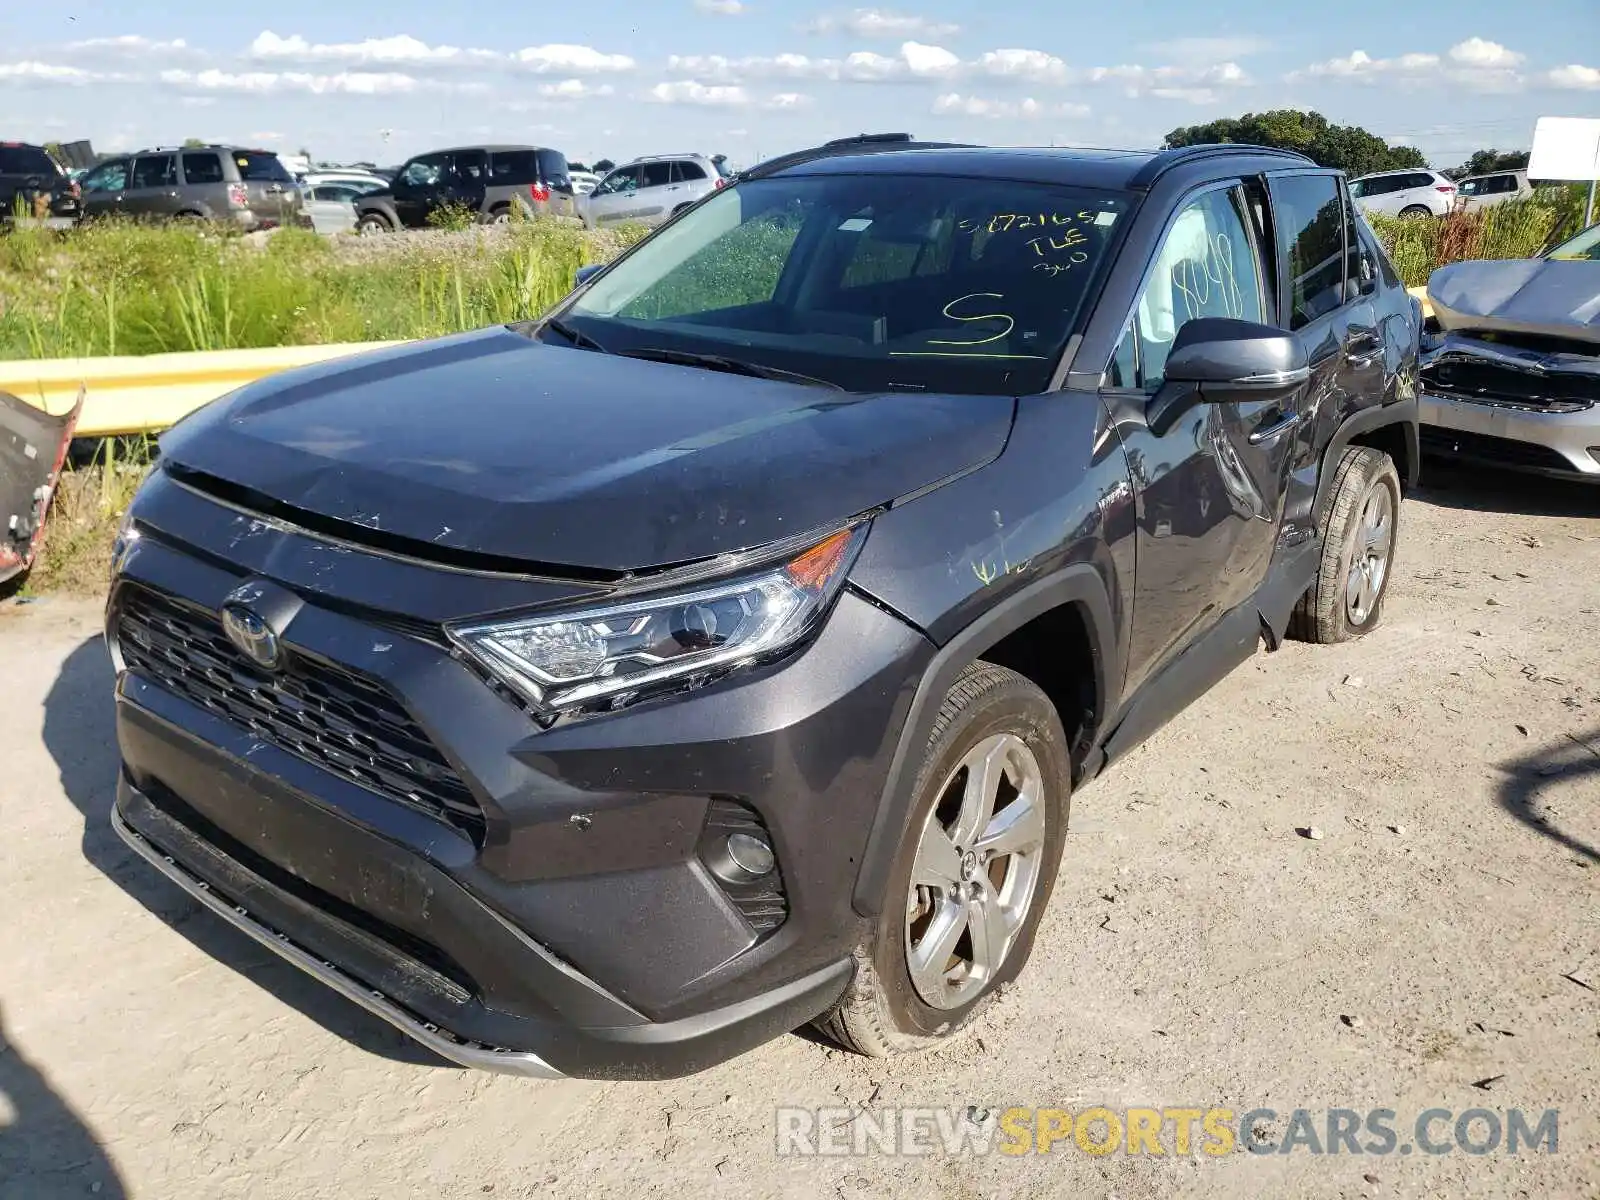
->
1428, 258, 1600, 346
158, 327, 1016, 575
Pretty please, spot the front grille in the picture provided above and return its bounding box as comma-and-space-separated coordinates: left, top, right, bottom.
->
117, 586, 485, 842
1423, 360, 1596, 413
1419, 426, 1579, 474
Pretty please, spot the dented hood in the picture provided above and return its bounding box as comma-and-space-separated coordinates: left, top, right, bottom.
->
158, 327, 1016, 574
1428, 258, 1600, 345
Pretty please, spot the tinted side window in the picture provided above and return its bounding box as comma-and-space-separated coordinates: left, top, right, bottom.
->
1128, 186, 1266, 387
1271, 174, 1344, 331
181, 153, 224, 185
130, 154, 176, 189
451, 149, 488, 182
1404, 172, 1435, 190
232, 152, 292, 182
0, 146, 57, 175
639, 161, 674, 189
674, 160, 707, 182
81, 159, 129, 192
488, 151, 537, 183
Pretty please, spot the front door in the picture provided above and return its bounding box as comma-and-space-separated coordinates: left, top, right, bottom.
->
123, 153, 181, 219
391, 153, 449, 228
78, 157, 129, 219
1105, 182, 1301, 696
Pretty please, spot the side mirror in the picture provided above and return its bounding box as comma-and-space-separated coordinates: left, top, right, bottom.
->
1163, 318, 1309, 393
574, 263, 603, 287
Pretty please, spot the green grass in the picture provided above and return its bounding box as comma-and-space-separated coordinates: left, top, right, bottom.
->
0, 215, 647, 360
1367, 186, 1587, 289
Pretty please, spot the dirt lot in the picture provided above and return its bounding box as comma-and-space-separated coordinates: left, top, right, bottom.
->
1, 463, 1597, 1200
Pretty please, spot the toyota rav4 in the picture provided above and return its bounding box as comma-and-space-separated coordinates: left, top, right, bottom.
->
108, 136, 1421, 1079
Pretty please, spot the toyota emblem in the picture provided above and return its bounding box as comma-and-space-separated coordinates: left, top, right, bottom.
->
221, 603, 282, 671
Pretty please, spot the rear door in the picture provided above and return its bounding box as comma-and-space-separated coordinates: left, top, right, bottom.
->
123, 153, 181, 219
445, 148, 489, 213
230, 150, 298, 225
179, 150, 228, 215
632, 160, 676, 224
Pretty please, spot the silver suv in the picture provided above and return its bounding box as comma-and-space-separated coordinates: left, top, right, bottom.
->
78, 145, 304, 231
580, 153, 729, 229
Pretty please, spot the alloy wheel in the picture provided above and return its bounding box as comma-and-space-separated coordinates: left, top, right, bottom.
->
1345, 483, 1394, 625
905, 733, 1047, 1010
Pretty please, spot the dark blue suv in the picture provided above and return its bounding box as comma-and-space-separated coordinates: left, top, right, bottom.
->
107, 135, 1420, 1078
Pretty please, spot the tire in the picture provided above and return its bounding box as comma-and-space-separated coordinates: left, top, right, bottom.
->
1398, 205, 1432, 219
671, 203, 692, 216
356, 213, 392, 235
1288, 446, 1402, 644
484, 206, 511, 225
814, 661, 1071, 1057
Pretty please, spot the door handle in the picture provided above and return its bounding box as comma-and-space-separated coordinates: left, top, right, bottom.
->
1247, 411, 1301, 445
1346, 326, 1383, 365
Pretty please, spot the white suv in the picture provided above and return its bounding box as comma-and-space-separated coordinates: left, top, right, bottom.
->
580, 154, 729, 229
1349, 168, 1457, 219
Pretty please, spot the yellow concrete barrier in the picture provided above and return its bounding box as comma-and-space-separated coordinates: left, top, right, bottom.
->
0, 341, 404, 438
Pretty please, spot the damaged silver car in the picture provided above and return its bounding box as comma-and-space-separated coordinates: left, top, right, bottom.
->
1419, 224, 1600, 482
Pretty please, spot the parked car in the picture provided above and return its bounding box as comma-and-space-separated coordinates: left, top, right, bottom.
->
569, 169, 601, 196
352, 145, 576, 233
1454, 170, 1532, 210
0, 141, 81, 225
580, 153, 726, 229
301, 170, 389, 194
1349, 168, 1457, 218
1419, 244, 1600, 482
77, 145, 304, 230
108, 134, 1420, 1080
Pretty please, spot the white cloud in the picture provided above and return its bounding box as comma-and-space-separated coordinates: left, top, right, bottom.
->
976, 49, 1072, 85
160, 67, 421, 95
514, 44, 636, 73
536, 78, 615, 99
248, 131, 285, 143
804, 9, 960, 38
0, 61, 95, 83
666, 40, 956, 83
932, 92, 1088, 119
764, 92, 813, 109
249, 30, 497, 66
1086, 61, 1250, 96
693, 0, 746, 12
1448, 38, 1523, 69
1547, 63, 1600, 89
647, 79, 749, 106
1150, 87, 1219, 105
1292, 39, 1525, 89
67, 35, 191, 55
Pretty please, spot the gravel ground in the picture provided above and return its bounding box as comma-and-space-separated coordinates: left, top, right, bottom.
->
1, 462, 1596, 1200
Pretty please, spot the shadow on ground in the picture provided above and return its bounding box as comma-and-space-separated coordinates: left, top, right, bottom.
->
1416, 459, 1600, 519
41, 635, 450, 1071
0, 1002, 127, 1200
1496, 726, 1600, 865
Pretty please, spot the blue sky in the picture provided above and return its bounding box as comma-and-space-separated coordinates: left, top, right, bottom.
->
3, 2, 1595, 169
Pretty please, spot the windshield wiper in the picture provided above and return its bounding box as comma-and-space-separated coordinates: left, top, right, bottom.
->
618, 347, 843, 390
542, 316, 610, 354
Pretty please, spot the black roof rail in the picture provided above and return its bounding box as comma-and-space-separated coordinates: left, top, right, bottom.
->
738, 132, 974, 181
1129, 143, 1317, 188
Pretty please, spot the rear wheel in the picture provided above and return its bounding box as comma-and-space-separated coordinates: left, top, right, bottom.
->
1398, 205, 1432, 219
1289, 446, 1402, 644
814, 662, 1070, 1056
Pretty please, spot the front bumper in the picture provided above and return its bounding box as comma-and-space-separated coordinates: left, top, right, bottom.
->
108, 473, 930, 1077
1419, 389, 1600, 480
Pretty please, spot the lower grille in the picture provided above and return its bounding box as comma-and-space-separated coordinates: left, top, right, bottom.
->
1423, 360, 1596, 413
117, 585, 485, 842
1419, 426, 1579, 474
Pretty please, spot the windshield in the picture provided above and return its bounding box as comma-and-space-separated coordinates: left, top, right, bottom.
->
557, 173, 1131, 395
1547, 223, 1600, 262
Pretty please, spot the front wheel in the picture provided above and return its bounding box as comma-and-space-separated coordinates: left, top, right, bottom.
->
355, 213, 392, 235
1289, 446, 1403, 643
815, 662, 1070, 1056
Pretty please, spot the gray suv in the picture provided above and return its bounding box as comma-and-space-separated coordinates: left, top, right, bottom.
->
78, 145, 304, 230
580, 153, 728, 229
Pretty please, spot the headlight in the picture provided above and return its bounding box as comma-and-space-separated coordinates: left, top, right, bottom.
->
448, 523, 868, 713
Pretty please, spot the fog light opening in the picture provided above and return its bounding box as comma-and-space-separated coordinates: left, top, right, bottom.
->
708, 831, 775, 885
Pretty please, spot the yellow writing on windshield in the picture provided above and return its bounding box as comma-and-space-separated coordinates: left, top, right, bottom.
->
927, 292, 1015, 347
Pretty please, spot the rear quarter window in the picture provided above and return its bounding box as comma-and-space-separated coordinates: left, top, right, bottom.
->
536, 149, 569, 185
233, 152, 293, 182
